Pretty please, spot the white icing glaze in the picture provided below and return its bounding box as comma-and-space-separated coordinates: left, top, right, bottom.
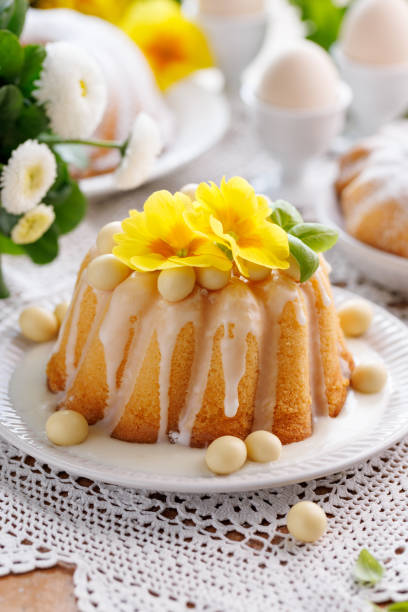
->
50, 254, 345, 445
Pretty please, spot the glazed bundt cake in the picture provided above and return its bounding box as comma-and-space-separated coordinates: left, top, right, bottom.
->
336, 124, 408, 258
22, 8, 173, 178
46, 178, 354, 447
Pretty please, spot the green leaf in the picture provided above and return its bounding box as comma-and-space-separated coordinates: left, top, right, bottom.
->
269, 199, 303, 231
289, 223, 338, 253
0, 83, 22, 121
288, 234, 319, 283
0, 207, 19, 235
0, 231, 24, 254
353, 549, 384, 586
0, 29, 23, 80
387, 604, 408, 611
22, 224, 59, 264
54, 144, 90, 170
5, 0, 27, 37
19, 44, 46, 96
288, 0, 346, 51
0, 0, 15, 31
50, 180, 87, 235
17, 102, 49, 136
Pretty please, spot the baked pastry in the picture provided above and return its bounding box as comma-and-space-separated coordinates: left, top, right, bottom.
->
22, 8, 173, 177
46, 179, 353, 448
336, 124, 408, 258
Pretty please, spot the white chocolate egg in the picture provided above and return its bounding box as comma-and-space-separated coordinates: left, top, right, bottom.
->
96, 221, 123, 255
341, 0, 408, 65
246, 261, 271, 281
286, 501, 327, 543
351, 362, 387, 393
19, 306, 59, 342
245, 431, 282, 462
87, 254, 131, 291
54, 302, 69, 327
283, 255, 301, 282
199, 0, 265, 16
158, 267, 196, 302
46, 410, 89, 446
338, 299, 373, 337
256, 40, 340, 110
196, 267, 231, 290
180, 183, 199, 200
205, 436, 247, 475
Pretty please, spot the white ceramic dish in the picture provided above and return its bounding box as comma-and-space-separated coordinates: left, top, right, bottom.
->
1, 289, 408, 493
79, 79, 230, 198
316, 175, 408, 295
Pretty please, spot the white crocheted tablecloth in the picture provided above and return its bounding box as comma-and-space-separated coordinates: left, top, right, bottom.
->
1, 100, 408, 612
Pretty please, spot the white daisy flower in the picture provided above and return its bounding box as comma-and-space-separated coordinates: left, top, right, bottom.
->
34, 41, 107, 139
11, 204, 56, 245
0, 140, 57, 215
114, 113, 162, 190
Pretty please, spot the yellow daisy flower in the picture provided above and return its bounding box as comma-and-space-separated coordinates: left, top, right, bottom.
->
113, 190, 232, 272
184, 177, 290, 276
120, 0, 214, 90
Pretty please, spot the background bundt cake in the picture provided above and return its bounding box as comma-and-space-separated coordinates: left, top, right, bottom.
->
336, 124, 408, 258
46, 179, 354, 448
22, 8, 173, 178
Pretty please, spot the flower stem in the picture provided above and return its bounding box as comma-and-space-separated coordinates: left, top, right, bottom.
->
39, 134, 127, 154
0, 255, 10, 299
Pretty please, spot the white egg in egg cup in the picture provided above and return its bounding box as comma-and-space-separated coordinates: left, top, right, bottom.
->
334, 45, 408, 136
241, 80, 352, 197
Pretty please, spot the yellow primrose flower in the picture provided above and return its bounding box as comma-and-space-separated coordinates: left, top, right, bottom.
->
121, 0, 214, 90
113, 190, 232, 272
184, 177, 290, 276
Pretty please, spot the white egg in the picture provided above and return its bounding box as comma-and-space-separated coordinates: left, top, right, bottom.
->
245, 431, 282, 462
46, 410, 89, 446
256, 40, 340, 110
286, 501, 327, 543
351, 362, 387, 393
205, 436, 247, 475
54, 302, 69, 327
341, 0, 408, 65
196, 266, 231, 290
246, 261, 271, 281
199, 0, 265, 16
19, 306, 59, 342
96, 221, 123, 255
87, 255, 131, 291
158, 267, 196, 302
338, 299, 373, 337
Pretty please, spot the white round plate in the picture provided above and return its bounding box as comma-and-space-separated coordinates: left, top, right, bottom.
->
1, 288, 408, 493
79, 79, 230, 198
315, 175, 408, 295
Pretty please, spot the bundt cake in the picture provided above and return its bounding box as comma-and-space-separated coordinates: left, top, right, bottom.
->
22, 8, 173, 178
46, 177, 354, 447
336, 124, 408, 258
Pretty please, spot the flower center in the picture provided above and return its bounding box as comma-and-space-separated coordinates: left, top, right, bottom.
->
79, 79, 87, 97
144, 34, 186, 71
176, 248, 188, 257
25, 165, 43, 194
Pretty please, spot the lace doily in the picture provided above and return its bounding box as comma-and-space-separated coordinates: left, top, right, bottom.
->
1, 100, 408, 612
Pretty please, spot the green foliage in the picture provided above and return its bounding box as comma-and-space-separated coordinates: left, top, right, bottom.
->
19, 44, 46, 96
0, 1, 88, 297
0, 0, 28, 37
269, 200, 338, 282
353, 549, 384, 586
289, 0, 347, 51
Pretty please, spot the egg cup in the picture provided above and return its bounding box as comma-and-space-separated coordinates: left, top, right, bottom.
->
197, 11, 268, 91
241, 81, 352, 199
334, 46, 408, 135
